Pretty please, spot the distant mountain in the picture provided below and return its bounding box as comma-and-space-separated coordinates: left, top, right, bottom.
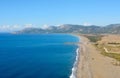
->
15, 24, 120, 34
104, 24, 120, 34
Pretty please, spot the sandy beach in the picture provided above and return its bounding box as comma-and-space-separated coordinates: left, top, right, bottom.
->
77, 35, 120, 78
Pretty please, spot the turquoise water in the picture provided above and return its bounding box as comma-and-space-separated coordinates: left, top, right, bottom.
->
0, 34, 79, 78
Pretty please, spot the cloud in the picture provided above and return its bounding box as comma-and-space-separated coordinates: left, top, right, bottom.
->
0, 24, 34, 32
83, 22, 91, 26
0, 25, 20, 32
41, 24, 49, 29
24, 24, 34, 28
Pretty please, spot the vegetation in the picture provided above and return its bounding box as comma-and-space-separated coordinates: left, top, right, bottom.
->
87, 35, 120, 66
101, 52, 120, 62
96, 44, 120, 65
108, 42, 120, 45
84, 35, 103, 42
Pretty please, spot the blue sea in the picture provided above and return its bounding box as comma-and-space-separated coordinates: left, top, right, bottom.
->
0, 34, 79, 78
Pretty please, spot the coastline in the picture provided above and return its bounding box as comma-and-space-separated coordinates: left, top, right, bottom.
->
70, 34, 91, 78
76, 35, 120, 78
70, 48, 79, 78
69, 34, 81, 78
76, 36, 93, 78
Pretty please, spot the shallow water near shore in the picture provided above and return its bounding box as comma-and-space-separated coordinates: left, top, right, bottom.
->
0, 34, 79, 78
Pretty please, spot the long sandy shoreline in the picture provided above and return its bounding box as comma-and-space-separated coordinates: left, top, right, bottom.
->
76, 35, 120, 78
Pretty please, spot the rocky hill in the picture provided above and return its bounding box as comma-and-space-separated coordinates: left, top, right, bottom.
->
16, 24, 120, 34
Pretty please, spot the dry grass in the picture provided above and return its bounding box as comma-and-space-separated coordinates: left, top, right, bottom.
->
97, 35, 120, 65
86, 34, 120, 64
97, 35, 120, 53
83, 35, 103, 42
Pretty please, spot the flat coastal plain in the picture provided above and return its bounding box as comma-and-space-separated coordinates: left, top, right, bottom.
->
77, 36, 120, 78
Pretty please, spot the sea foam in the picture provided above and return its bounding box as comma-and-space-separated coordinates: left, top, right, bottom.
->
70, 48, 79, 78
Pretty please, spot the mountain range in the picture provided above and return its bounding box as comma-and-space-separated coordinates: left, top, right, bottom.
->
15, 24, 120, 34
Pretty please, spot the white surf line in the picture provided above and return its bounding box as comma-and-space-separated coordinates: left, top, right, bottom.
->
70, 48, 79, 78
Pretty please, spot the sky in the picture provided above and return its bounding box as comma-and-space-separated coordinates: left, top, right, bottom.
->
0, 0, 120, 32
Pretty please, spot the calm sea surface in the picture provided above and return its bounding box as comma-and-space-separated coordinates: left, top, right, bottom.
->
0, 34, 79, 78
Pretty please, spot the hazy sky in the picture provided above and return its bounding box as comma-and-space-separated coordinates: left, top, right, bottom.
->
0, 0, 120, 31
